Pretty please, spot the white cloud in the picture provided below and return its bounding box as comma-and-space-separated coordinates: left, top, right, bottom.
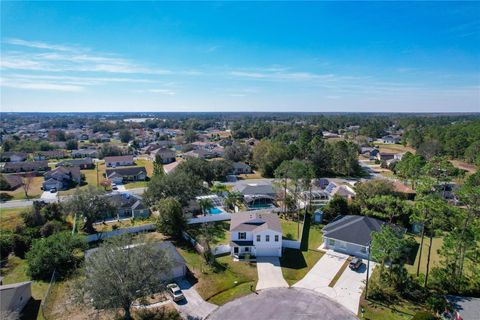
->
4, 38, 77, 51
0, 78, 83, 92
134, 88, 176, 95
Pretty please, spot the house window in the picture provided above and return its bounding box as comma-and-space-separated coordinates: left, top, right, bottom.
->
275, 235, 279, 242
238, 232, 246, 240
328, 238, 335, 246
266, 235, 270, 242
245, 247, 249, 252
256, 235, 261, 242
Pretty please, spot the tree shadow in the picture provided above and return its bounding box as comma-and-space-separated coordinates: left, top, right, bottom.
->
280, 248, 307, 270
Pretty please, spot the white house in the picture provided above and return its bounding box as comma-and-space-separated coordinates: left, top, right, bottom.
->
230, 211, 282, 258
322, 215, 388, 258
150, 148, 176, 164
232, 162, 252, 175
104, 155, 135, 167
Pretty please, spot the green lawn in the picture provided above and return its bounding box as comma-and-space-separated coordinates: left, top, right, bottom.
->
186, 221, 230, 246
405, 236, 443, 275
359, 290, 426, 320
280, 218, 300, 240
0, 256, 49, 320
280, 220, 325, 285
3, 176, 43, 200
135, 159, 153, 176
0, 207, 25, 230
175, 240, 257, 305
124, 180, 148, 189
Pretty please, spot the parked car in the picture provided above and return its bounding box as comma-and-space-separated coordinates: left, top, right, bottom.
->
349, 257, 363, 270
50, 188, 57, 193
112, 183, 118, 190
167, 283, 185, 302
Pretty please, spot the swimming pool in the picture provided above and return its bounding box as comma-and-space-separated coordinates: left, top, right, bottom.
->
207, 207, 224, 214
248, 203, 275, 210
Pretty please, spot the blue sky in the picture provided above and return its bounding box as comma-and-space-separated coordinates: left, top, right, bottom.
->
1, 1, 479, 112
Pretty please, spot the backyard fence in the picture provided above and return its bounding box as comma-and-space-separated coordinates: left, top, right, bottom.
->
86, 223, 155, 242
282, 239, 301, 249
40, 269, 57, 319
182, 231, 230, 257
187, 212, 231, 224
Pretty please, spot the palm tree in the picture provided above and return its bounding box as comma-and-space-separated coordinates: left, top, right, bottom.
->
224, 191, 244, 212
199, 198, 214, 215
210, 183, 228, 195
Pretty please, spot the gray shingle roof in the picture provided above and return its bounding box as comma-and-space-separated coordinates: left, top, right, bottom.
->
322, 215, 387, 246
230, 210, 281, 233
233, 183, 275, 196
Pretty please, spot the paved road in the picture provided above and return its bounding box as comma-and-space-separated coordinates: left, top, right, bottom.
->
207, 287, 357, 320
256, 257, 289, 291
1, 187, 147, 209
175, 278, 217, 320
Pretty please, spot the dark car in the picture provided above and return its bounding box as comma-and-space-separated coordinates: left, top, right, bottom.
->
50, 188, 57, 193
349, 257, 363, 270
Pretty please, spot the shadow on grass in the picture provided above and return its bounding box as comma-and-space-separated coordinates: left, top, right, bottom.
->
21, 298, 41, 320
300, 213, 311, 251
404, 239, 420, 266
280, 248, 307, 270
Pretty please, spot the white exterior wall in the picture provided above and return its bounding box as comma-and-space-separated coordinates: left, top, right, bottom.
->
231, 231, 254, 241
323, 237, 368, 259
253, 230, 282, 257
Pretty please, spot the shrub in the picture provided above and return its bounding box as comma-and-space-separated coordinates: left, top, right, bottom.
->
12, 234, 31, 258
0, 231, 14, 259
0, 193, 13, 202
26, 232, 87, 279
40, 221, 64, 237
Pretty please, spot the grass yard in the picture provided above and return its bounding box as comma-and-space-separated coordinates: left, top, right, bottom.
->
0, 207, 25, 230
0, 256, 50, 320
450, 160, 477, 174
359, 297, 425, 320
58, 164, 107, 196
93, 217, 154, 232
3, 176, 43, 200
124, 180, 148, 189
374, 143, 416, 155
186, 221, 230, 246
175, 241, 258, 305
280, 218, 300, 240
237, 171, 263, 180
280, 221, 325, 285
405, 236, 443, 275
135, 159, 154, 176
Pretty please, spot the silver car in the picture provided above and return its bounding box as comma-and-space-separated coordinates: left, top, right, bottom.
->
167, 283, 185, 302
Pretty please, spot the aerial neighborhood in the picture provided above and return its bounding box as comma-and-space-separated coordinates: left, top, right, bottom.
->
0, 112, 478, 320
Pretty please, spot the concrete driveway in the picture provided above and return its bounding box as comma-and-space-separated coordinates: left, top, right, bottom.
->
174, 278, 217, 319
256, 257, 289, 291
293, 250, 348, 290
40, 190, 59, 201
294, 249, 375, 314
207, 287, 356, 320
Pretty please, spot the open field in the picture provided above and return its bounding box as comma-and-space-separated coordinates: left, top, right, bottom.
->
405, 236, 443, 275
0, 207, 25, 230
374, 143, 415, 154
3, 176, 43, 200
176, 240, 258, 306
450, 160, 477, 174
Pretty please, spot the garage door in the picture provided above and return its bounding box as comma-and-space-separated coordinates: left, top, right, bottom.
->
255, 247, 280, 257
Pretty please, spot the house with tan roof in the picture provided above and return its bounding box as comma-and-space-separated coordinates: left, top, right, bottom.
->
230, 210, 282, 258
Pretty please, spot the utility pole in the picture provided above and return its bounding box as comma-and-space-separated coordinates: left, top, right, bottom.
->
96, 161, 99, 187
365, 242, 371, 300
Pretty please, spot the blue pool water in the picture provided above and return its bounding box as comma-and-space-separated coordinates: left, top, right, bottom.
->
248, 203, 275, 210
208, 207, 223, 214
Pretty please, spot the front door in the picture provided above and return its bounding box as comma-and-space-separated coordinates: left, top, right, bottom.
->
234, 247, 239, 254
